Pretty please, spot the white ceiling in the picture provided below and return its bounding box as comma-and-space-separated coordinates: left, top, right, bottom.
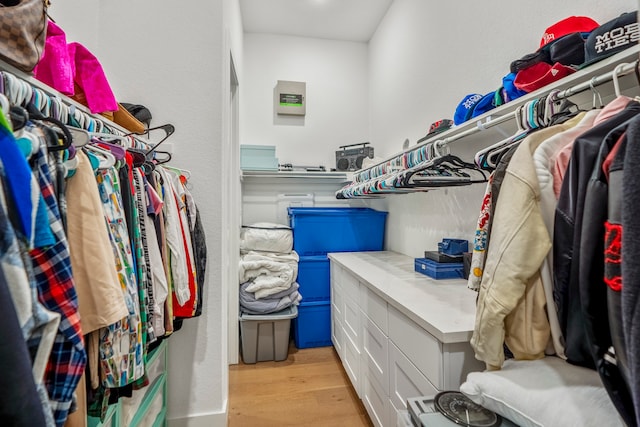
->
239, 0, 395, 42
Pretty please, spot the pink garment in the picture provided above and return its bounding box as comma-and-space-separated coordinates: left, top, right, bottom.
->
68, 43, 118, 114
33, 21, 74, 95
146, 182, 164, 216
552, 96, 633, 198
33, 22, 118, 114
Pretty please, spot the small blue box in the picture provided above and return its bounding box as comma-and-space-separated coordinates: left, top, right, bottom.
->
437, 238, 469, 256
288, 207, 387, 256
414, 257, 464, 279
240, 144, 279, 171
293, 301, 332, 349
297, 256, 330, 302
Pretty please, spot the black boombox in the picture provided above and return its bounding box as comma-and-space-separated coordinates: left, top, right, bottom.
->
335, 142, 374, 171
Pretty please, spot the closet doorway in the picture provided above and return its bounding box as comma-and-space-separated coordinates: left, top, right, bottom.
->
227, 53, 241, 364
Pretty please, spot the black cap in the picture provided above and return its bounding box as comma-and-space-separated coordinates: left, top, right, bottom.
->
581, 11, 639, 69
121, 103, 153, 126
511, 32, 586, 74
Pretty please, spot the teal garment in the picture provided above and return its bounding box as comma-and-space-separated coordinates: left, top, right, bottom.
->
33, 194, 56, 248
84, 150, 100, 170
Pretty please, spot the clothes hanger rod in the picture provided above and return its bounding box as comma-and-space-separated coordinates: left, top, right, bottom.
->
433, 113, 516, 149
439, 61, 636, 151
354, 59, 639, 185
554, 61, 636, 100
0, 59, 152, 149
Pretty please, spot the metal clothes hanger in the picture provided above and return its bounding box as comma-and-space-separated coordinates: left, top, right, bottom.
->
589, 77, 604, 109
612, 63, 626, 98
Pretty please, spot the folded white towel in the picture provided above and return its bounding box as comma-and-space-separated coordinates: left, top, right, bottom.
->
239, 251, 299, 299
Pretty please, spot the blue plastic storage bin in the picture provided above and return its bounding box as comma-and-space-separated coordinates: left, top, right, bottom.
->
414, 257, 464, 279
297, 255, 330, 302
288, 207, 387, 256
293, 301, 332, 349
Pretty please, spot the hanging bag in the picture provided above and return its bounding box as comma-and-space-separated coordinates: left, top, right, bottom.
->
0, 0, 48, 72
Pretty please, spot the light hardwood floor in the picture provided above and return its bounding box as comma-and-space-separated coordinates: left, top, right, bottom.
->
229, 343, 374, 427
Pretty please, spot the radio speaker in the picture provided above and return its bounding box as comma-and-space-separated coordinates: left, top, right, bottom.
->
335, 144, 374, 171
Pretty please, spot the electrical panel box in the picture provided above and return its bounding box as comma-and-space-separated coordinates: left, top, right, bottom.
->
276, 80, 306, 116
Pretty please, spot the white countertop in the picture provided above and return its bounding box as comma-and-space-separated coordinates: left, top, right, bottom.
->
328, 251, 478, 344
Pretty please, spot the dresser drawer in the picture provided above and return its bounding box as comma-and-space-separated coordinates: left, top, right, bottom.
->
361, 313, 388, 393
331, 262, 343, 288
331, 309, 345, 360
360, 285, 388, 334
331, 279, 344, 319
388, 305, 442, 389
362, 362, 389, 427
344, 331, 361, 398
344, 293, 361, 347
389, 342, 438, 412
342, 269, 361, 302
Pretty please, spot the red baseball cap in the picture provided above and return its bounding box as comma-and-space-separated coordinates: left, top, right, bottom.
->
540, 16, 599, 47
513, 62, 576, 93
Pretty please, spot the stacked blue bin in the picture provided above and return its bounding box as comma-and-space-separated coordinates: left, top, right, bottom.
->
288, 207, 388, 348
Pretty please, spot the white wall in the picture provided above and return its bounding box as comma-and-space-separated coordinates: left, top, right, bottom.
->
369, 0, 635, 257
241, 34, 369, 169
49, 1, 244, 425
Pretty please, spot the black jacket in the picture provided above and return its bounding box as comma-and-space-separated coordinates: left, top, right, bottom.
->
622, 114, 640, 427
553, 100, 640, 368
582, 121, 636, 426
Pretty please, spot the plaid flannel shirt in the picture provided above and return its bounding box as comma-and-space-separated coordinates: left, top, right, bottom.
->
30, 131, 86, 427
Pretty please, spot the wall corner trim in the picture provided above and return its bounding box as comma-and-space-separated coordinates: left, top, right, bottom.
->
168, 403, 228, 427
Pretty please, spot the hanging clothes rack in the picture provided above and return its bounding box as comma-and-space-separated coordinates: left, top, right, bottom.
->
0, 59, 168, 152
339, 49, 640, 199
431, 61, 639, 154
0, 59, 202, 427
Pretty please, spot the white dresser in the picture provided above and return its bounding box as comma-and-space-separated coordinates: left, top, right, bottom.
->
329, 251, 484, 427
